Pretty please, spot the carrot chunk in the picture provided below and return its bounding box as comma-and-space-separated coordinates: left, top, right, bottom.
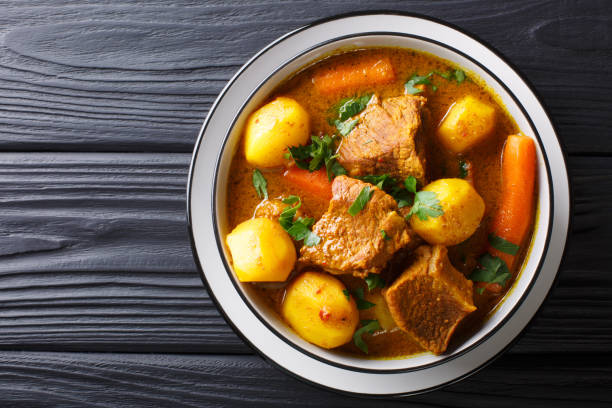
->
488, 134, 537, 270
283, 167, 332, 200
313, 56, 395, 95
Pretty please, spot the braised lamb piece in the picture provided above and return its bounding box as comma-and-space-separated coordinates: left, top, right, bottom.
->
384, 245, 476, 354
337, 94, 428, 184
299, 175, 413, 278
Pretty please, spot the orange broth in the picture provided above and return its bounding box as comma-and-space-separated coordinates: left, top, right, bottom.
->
226, 48, 530, 358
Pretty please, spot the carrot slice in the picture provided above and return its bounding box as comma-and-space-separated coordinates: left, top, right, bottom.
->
313, 56, 395, 95
283, 167, 332, 201
488, 134, 537, 270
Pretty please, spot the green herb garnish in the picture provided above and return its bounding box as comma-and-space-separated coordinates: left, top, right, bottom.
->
286, 135, 346, 181
454, 69, 466, 84
380, 230, 391, 241
488, 234, 520, 256
405, 72, 433, 94
342, 289, 351, 301
325, 154, 347, 180
434, 70, 452, 80
287, 217, 320, 247
469, 253, 512, 287
287, 144, 312, 170
348, 186, 374, 216
278, 196, 302, 229
282, 195, 300, 205
360, 174, 395, 190
406, 69, 468, 94
308, 135, 333, 171
407, 190, 444, 221
328, 94, 372, 136
365, 274, 386, 291
352, 287, 375, 310
359, 174, 415, 208
334, 117, 359, 136
353, 319, 381, 354
279, 196, 320, 246
459, 160, 468, 179
337, 93, 372, 121
404, 175, 417, 193
252, 169, 268, 199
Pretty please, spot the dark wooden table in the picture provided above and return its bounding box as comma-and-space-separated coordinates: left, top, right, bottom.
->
0, 1, 610, 406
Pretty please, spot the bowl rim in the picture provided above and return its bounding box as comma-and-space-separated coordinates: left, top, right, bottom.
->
187, 11, 572, 396
213, 31, 555, 373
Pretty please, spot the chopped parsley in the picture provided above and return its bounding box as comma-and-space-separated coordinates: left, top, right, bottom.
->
360, 174, 396, 190
469, 253, 512, 292
342, 289, 351, 301
458, 160, 469, 179
252, 169, 268, 199
353, 319, 381, 354
337, 93, 373, 121
405, 69, 468, 94
380, 230, 391, 241
308, 135, 333, 171
278, 195, 301, 229
454, 69, 466, 83
279, 196, 320, 247
359, 174, 416, 208
286, 135, 346, 181
405, 72, 433, 94
404, 175, 417, 194
365, 274, 386, 291
407, 190, 444, 221
352, 287, 375, 310
348, 186, 374, 216
325, 155, 347, 180
287, 217, 320, 247
488, 234, 520, 256
329, 93, 372, 136
282, 195, 300, 205
334, 117, 359, 136
392, 189, 412, 208
434, 69, 467, 83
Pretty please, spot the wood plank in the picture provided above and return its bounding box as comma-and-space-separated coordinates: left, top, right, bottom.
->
0, 351, 609, 407
0, 152, 608, 354
0, 152, 244, 353
0, 0, 610, 152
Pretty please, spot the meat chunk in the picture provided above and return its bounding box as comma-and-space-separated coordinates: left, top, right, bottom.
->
337, 94, 427, 184
383, 245, 476, 354
299, 176, 412, 278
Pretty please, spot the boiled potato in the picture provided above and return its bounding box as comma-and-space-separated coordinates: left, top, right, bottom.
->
438, 95, 496, 154
410, 178, 485, 246
282, 271, 359, 349
244, 96, 310, 167
225, 217, 296, 282
365, 292, 397, 331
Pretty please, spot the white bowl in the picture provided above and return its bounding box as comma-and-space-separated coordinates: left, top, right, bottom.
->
187, 12, 571, 396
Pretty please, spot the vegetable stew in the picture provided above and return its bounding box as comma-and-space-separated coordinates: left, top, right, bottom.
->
224, 47, 537, 358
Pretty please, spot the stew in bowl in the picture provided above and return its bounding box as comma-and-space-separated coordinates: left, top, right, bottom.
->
224, 47, 537, 358
188, 13, 569, 395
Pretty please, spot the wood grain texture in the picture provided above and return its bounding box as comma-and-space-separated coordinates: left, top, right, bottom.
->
0, 351, 609, 408
0, 153, 244, 353
0, 1, 610, 405
0, 153, 608, 355
0, 0, 610, 152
